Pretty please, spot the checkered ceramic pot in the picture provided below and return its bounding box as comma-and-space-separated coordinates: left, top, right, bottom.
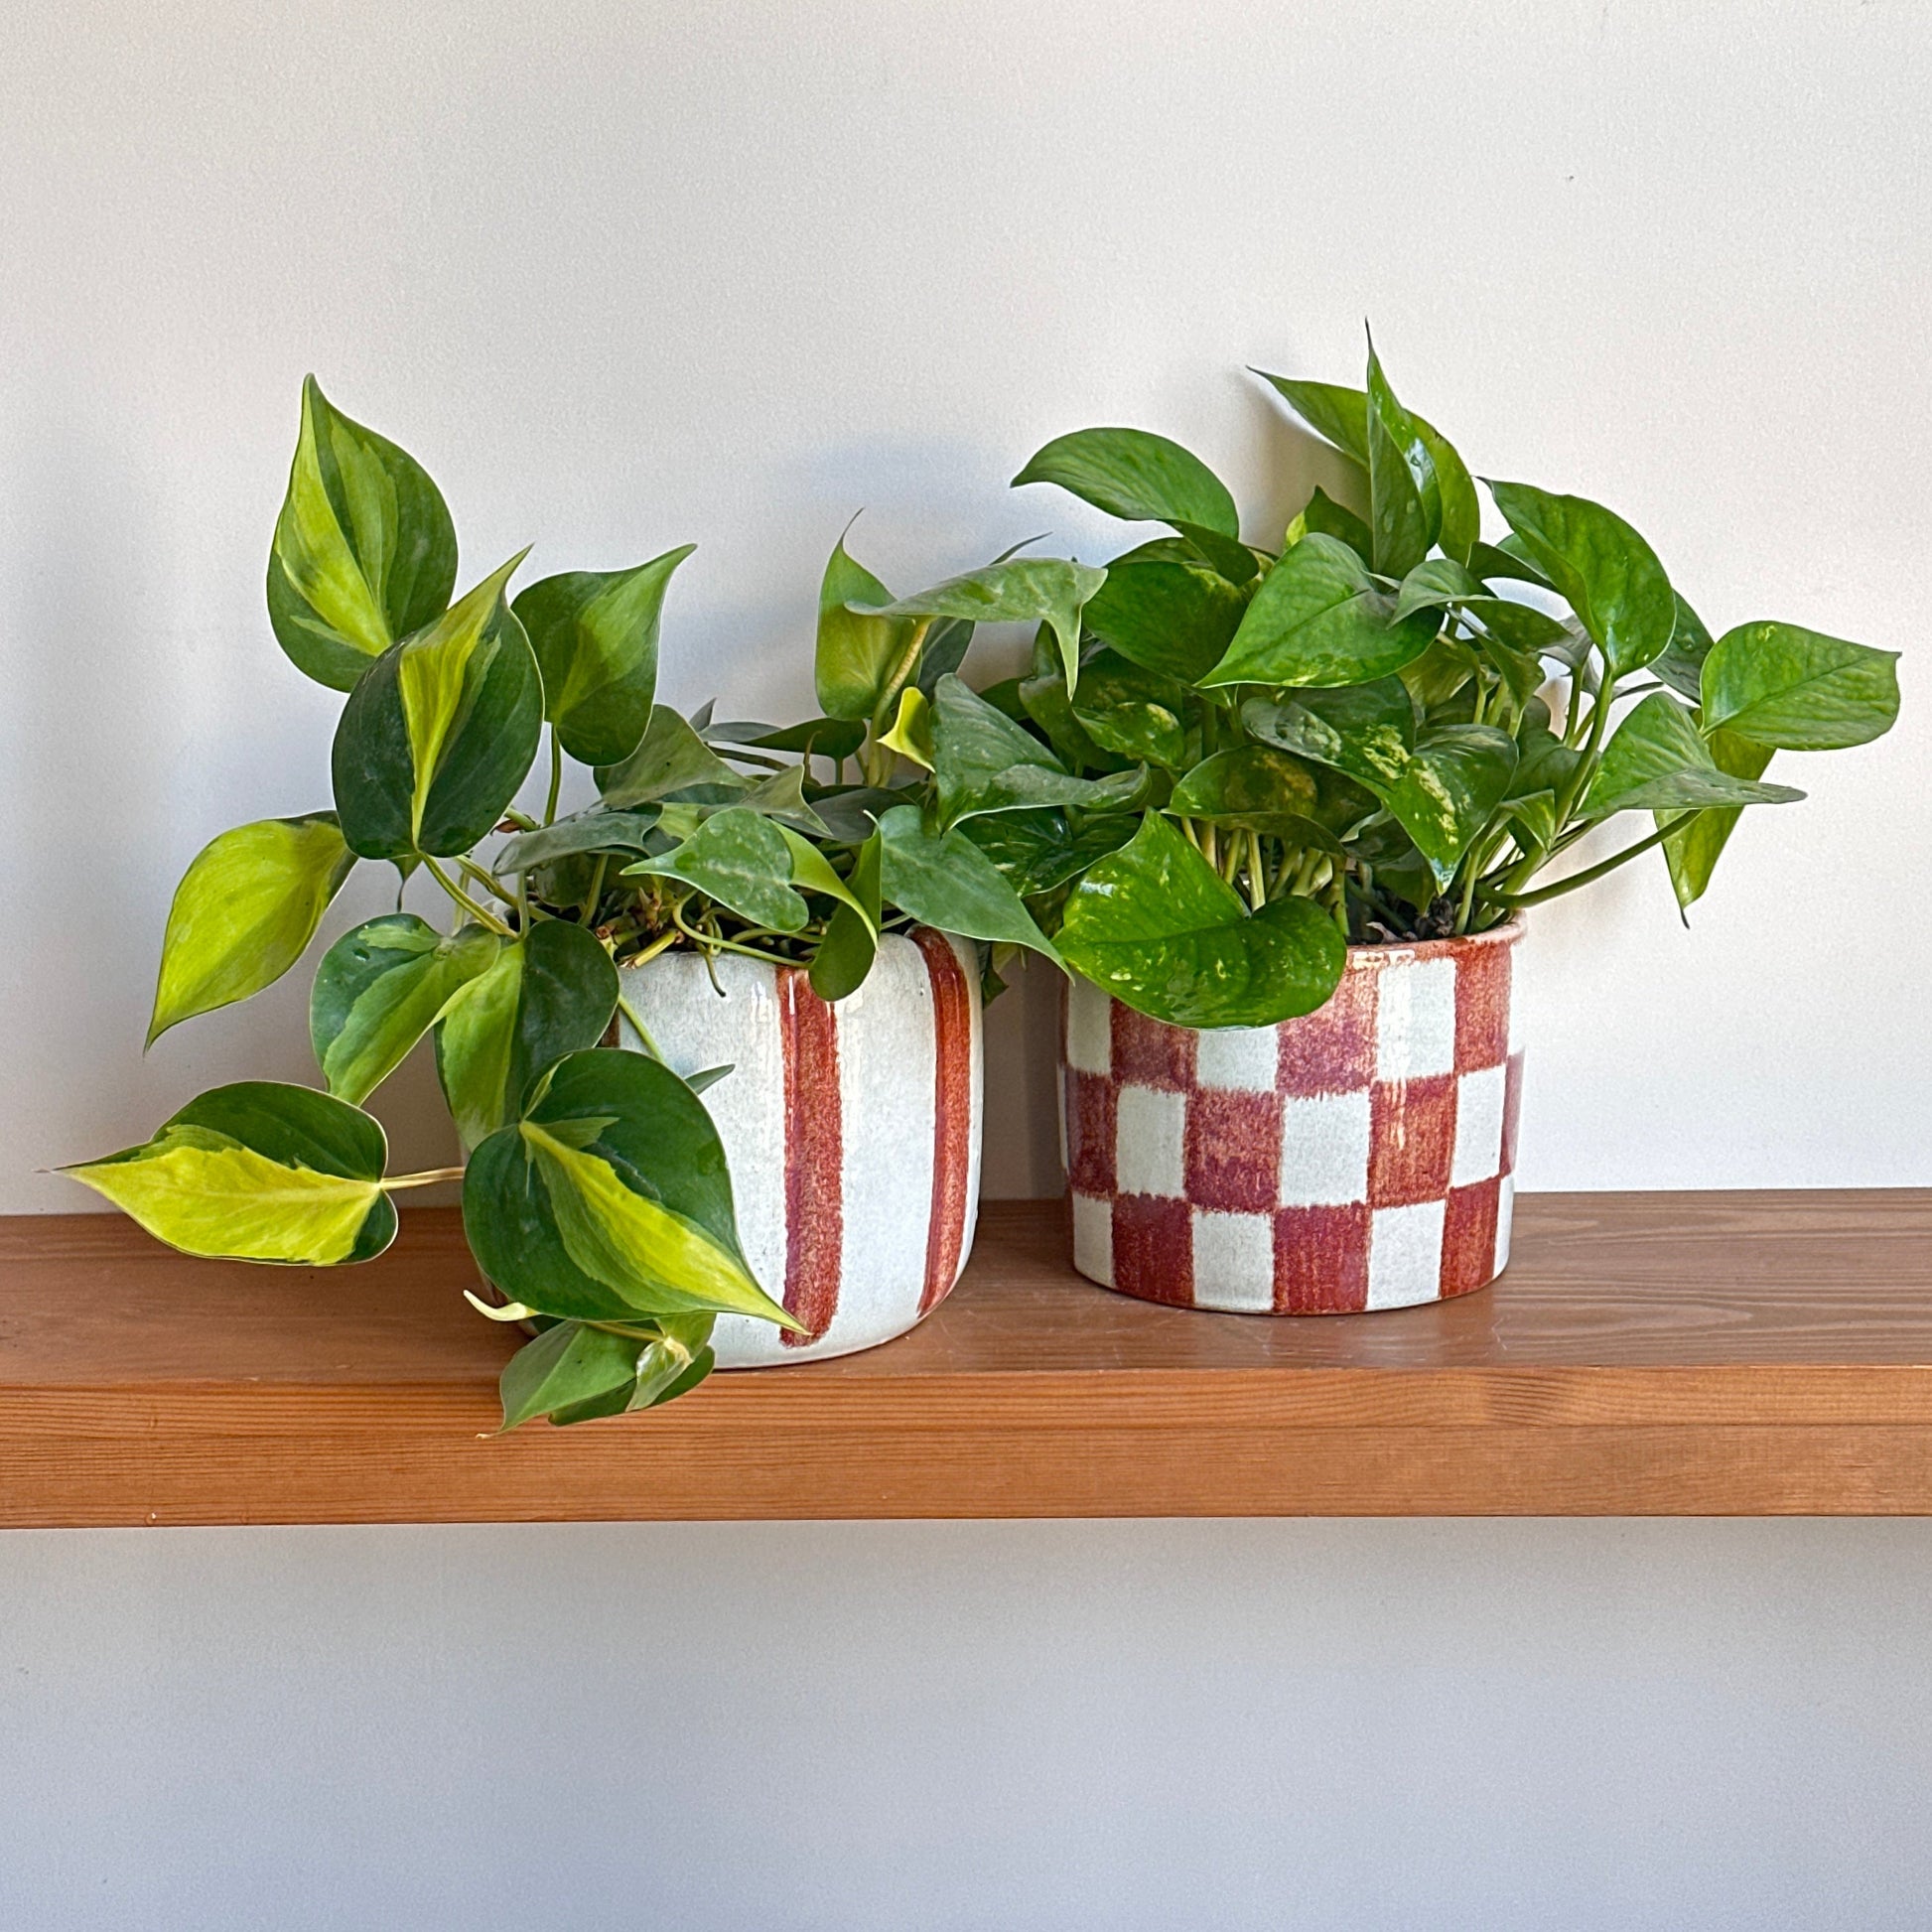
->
1059, 922, 1523, 1313
616, 929, 983, 1366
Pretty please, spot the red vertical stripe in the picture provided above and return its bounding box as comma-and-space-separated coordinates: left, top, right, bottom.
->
915, 929, 975, 1313
777, 967, 842, 1345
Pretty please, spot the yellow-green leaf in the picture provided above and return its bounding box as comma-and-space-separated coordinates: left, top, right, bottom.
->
148, 814, 355, 1045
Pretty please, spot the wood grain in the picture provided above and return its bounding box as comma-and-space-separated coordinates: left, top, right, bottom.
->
5, 1192, 1932, 1524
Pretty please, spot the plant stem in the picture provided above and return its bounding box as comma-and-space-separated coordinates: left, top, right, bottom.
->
460, 856, 512, 902
382, 1167, 468, 1190
667, 897, 799, 965
543, 729, 563, 827
422, 856, 514, 935
1243, 830, 1266, 911
1482, 812, 1698, 909
615, 991, 663, 1058
580, 852, 610, 926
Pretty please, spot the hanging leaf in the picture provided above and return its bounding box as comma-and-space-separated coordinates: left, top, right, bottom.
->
1012, 426, 1240, 538
266, 376, 459, 692
1583, 692, 1806, 817
147, 813, 355, 1045
874, 804, 1062, 961
310, 914, 501, 1105
434, 916, 619, 1149
1057, 814, 1345, 1028
1168, 747, 1334, 845
1199, 535, 1439, 689
1661, 730, 1776, 911
463, 1048, 797, 1328
848, 560, 1107, 691
513, 545, 695, 766
1699, 622, 1900, 750
815, 525, 917, 724
809, 829, 884, 1001
332, 554, 544, 860
62, 1081, 396, 1265
1485, 482, 1675, 678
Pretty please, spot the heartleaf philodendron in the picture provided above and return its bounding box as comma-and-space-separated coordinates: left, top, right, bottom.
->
76, 377, 1115, 1428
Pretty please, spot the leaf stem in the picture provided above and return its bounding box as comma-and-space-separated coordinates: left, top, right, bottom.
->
422, 856, 514, 936
544, 729, 564, 827
382, 1166, 468, 1191
615, 991, 663, 1059
1482, 811, 1698, 909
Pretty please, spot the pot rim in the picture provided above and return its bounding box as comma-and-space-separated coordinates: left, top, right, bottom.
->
1335, 913, 1522, 968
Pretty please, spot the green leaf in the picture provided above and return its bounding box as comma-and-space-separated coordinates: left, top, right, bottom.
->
1082, 553, 1247, 682
512, 545, 694, 766
1661, 729, 1774, 911
809, 829, 883, 1001
931, 675, 1143, 827
777, 826, 875, 930
1252, 373, 1369, 461
62, 1081, 395, 1265
1366, 343, 1436, 577
1485, 482, 1674, 678
1168, 747, 1333, 845
708, 716, 869, 761
1068, 651, 1190, 771
624, 808, 807, 931
1651, 593, 1715, 702
875, 804, 1062, 962
1381, 725, 1519, 889
1241, 678, 1418, 793
310, 914, 500, 1105
463, 1048, 796, 1327
434, 916, 619, 1149
1700, 621, 1901, 750
497, 1320, 643, 1432
496, 807, 663, 873
1468, 538, 1554, 591
1056, 814, 1344, 1028
1199, 535, 1438, 689
1584, 692, 1807, 817
332, 555, 544, 860
850, 560, 1107, 691
1392, 557, 1488, 624
1417, 420, 1480, 567
266, 376, 458, 692
595, 705, 748, 807
957, 808, 1136, 897
1289, 486, 1374, 566
1012, 427, 1239, 537
815, 526, 916, 723
879, 685, 934, 769
148, 813, 354, 1045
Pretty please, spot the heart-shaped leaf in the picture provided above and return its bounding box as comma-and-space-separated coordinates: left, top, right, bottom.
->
1486, 481, 1675, 678
624, 808, 809, 931
513, 545, 694, 766
596, 705, 749, 807
435, 915, 619, 1148
267, 376, 459, 692
463, 1048, 795, 1327
1012, 427, 1239, 538
311, 914, 501, 1105
849, 560, 1107, 691
809, 828, 884, 1001
1242, 679, 1418, 794
1168, 747, 1333, 844
62, 1081, 395, 1265
815, 526, 916, 723
874, 804, 1062, 961
1056, 813, 1344, 1028
1700, 622, 1900, 750
1200, 535, 1439, 689
148, 813, 355, 1044
332, 554, 544, 860
1584, 692, 1806, 817
1288, 487, 1374, 566
958, 808, 1136, 897
496, 807, 664, 873
1082, 551, 1247, 682
1382, 725, 1520, 888
1067, 652, 1190, 771
931, 675, 1144, 826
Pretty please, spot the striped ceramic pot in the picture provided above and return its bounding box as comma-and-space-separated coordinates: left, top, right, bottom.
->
1060, 921, 1523, 1314
617, 928, 982, 1366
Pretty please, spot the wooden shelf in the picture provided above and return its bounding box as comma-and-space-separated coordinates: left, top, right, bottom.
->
5, 1193, 1932, 1525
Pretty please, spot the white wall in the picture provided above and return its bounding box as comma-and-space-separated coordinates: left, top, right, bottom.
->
4, 3, 1929, 1925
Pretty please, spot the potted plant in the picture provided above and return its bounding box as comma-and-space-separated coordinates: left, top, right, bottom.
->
61, 379, 1078, 1424
937, 340, 1900, 1313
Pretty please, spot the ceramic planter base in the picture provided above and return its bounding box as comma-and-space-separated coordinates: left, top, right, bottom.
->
1060, 923, 1523, 1313
619, 929, 982, 1366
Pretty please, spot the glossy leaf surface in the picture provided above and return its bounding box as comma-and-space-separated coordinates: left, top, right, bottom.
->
1661, 729, 1775, 910
267, 376, 458, 692
1082, 553, 1247, 682
1057, 814, 1344, 1027
815, 528, 915, 723
63, 1081, 394, 1265
1700, 622, 1900, 750
595, 705, 747, 807
1584, 692, 1806, 817
849, 560, 1107, 690
513, 545, 694, 765
931, 676, 1143, 826
148, 813, 354, 1044
1382, 726, 1519, 888
1013, 427, 1240, 538
625, 808, 808, 931
874, 805, 1062, 961
332, 555, 544, 859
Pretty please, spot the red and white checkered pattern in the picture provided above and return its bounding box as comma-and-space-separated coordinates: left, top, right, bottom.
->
1059, 923, 1524, 1313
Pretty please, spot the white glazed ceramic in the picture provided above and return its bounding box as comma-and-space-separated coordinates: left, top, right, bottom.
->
617, 929, 983, 1366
